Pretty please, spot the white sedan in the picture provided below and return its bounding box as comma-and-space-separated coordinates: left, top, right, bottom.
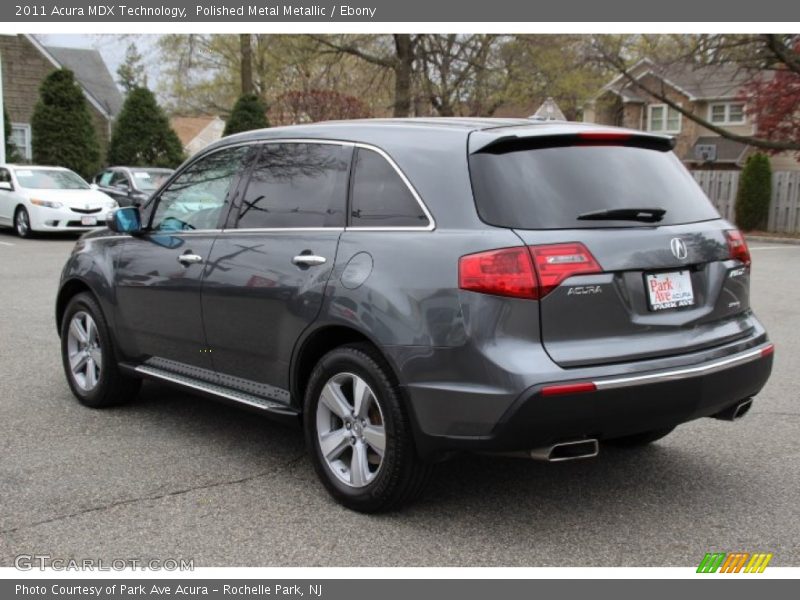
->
0, 165, 118, 238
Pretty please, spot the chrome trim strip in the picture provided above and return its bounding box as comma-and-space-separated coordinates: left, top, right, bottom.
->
224, 227, 345, 233
593, 345, 769, 390
135, 365, 295, 414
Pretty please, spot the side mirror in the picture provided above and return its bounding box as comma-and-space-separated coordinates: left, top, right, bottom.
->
0, 181, 13, 191
108, 207, 142, 234
89, 183, 99, 191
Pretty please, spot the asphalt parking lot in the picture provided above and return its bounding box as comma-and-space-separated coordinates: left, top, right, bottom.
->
0, 228, 798, 567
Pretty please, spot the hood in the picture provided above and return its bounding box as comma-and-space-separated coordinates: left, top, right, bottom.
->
27, 189, 117, 209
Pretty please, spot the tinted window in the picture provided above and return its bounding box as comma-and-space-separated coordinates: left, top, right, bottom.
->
110, 171, 130, 188
96, 170, 113, 186
469, 144, 720, 229
236, 143, 350, 229
350, 148, 429, 228
151, 145, 251, 232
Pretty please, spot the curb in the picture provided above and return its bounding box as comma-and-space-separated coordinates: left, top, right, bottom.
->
745, 235, 800, 245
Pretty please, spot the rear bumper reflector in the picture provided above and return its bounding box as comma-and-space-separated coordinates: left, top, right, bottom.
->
541, 382, 597, 397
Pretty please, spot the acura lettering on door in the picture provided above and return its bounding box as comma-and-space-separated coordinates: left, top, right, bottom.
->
56, 119, 773, 512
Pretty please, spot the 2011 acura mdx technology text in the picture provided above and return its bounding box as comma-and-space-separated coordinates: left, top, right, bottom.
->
56, 118, 774, 511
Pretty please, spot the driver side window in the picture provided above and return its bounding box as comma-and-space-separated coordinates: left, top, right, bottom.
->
151, 145, 251, 232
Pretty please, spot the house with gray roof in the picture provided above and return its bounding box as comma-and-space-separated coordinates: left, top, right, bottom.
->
583, 58, 799, 171
0, 34, 122, 163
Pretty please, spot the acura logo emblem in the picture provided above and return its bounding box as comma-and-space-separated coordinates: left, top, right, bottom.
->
670, 237, 688, 260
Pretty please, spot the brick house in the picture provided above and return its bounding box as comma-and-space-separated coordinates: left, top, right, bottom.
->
0, 34, 122, 163
583, 58, 800, 172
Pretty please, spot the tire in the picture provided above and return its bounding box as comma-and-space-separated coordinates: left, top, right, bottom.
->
605, 426, 676, 447
60, 292, 141, 408
14, 206, 33, 238
304, 343, 433, 512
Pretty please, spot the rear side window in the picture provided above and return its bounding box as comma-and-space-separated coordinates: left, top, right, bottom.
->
350, 148, 429, 228
469, 143, 720, 229
236, 143, 350, 229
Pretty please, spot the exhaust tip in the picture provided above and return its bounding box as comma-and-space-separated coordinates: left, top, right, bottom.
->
733, 399, 753, 420
530, 439, 599, 462
713, 398, 753, 421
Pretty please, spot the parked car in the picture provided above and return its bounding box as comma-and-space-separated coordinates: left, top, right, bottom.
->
0, 164, 118, 238
55, 119, 774, 512
93, 166, 174, 207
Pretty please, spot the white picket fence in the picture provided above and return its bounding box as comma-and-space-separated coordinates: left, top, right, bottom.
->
691, 170, 800, 234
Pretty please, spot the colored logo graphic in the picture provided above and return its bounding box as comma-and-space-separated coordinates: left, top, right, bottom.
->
697, 552, 773, 573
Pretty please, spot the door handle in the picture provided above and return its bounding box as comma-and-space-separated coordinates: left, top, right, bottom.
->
177, 253, 203, 265
292, 255, 327, 267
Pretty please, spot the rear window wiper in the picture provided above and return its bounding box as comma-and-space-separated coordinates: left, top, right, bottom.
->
576, 207, 666, 223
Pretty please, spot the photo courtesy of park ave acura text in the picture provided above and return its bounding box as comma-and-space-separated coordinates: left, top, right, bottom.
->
0, 22, 798, 573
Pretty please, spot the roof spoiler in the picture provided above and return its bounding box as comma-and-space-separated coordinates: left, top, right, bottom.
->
470, 131, 676, 154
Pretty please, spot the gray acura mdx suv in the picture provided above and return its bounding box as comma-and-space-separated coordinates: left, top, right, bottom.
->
56, 118, 774, 511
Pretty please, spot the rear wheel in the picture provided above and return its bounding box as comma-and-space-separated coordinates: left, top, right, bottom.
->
605, 426, 676, 447
14, 206, 33, 238
60, 292, 141, 408
304, 344, 433, 512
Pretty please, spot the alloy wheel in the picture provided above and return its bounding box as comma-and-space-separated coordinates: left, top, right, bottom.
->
66, 311, 103, 391
315, 372, 386, 488
15, 209, 29, 237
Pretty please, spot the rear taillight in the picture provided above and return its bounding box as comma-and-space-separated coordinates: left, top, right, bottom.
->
459, 242, 601, 299
725, 229, 751, 267
458, 246, 537, 299
529, 243, 602, 297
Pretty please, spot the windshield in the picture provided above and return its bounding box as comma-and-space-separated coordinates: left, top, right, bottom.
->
14, 168, 90, 190
131, 170, 173, 192
469, 144, 720, 229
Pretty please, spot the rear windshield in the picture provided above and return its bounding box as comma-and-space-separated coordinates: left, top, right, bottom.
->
469, 144, 720, 229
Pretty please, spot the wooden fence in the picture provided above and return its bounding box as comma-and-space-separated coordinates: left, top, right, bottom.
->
691, 170, 800, 234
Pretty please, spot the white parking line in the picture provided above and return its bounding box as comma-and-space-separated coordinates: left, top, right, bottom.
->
0, 241, 14, 246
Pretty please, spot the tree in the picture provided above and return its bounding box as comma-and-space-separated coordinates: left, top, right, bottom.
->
735, 153, 772, 231
743, 39, 800, 158
240, 34, 254, 95
272, 89, 370, 124
107, 87, 184, 168
31, 69, 100, 178
116, 42, 147, 94
223, 93, 269, 135
310, 34, 416, 116
4, 107, 20, 163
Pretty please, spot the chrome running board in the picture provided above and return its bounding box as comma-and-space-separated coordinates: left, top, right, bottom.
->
134, 364, 299, 417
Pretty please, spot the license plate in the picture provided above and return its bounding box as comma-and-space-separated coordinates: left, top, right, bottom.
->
80, 216, 97, 226
645, 270, 695, 311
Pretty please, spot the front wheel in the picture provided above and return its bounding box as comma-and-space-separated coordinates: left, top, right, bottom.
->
14, 206, 33, 238
304, 344, 433, 512
60, 292, 141, 408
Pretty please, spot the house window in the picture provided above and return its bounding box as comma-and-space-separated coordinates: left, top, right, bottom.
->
709, 102, 746, 125
9, 123, 32, 160
647, 104, 681, 133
